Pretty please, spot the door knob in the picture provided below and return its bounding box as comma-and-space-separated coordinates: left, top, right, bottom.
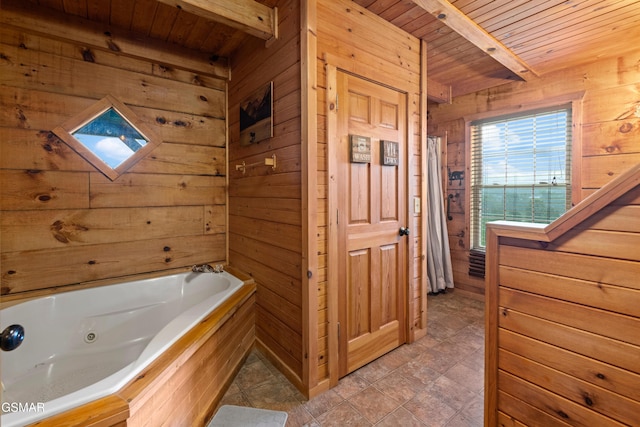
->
399, 227, 410, 236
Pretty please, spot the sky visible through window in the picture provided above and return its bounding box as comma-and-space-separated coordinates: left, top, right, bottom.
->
472, 109, 571, 248
72, 108, 148, 169
480, 110, 568, 187
73, 135, 140, 168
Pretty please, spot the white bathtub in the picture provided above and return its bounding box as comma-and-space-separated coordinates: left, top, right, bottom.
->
0, 270, 245, 427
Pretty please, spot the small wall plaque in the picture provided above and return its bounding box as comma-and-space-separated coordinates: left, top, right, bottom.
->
350, 135, 371, 163
381, 140, 399, 166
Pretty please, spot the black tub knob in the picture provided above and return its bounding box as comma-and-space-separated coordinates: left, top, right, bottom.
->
1, 324, 25, 351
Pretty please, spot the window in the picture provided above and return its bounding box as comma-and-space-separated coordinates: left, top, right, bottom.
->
72, 107, 150, 169
470, 105, 572, 249
53, 95, 160, 181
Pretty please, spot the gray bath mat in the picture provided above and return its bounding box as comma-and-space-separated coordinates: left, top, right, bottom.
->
208, 405, 288, 427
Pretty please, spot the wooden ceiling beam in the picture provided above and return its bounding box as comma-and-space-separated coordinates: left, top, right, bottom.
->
411, 0, 537, 80
156, 0, 278, 42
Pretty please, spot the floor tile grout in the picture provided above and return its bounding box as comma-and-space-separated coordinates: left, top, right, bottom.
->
216, 290, 484, 427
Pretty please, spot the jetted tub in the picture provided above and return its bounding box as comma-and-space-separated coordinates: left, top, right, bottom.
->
1, 269, 249, 426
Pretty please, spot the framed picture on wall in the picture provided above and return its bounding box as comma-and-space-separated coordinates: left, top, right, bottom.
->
240, 81, 273, 146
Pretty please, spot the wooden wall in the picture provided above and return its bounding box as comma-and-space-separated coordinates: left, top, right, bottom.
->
228, 0, 428, 396
428, 47, 640, 296
316, 0, 426, 387
1, 0, 427, 403
484, 165, 640, 426
227, 0, 307, 391
0, 3, 228, 301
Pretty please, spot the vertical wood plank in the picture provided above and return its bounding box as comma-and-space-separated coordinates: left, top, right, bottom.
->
325, 62, 340, 387
484, 227, 500, 427
301, 0, 319, 394
417, 39, 429, 339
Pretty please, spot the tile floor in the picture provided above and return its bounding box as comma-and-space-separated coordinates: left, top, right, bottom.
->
216, 290, 485, 426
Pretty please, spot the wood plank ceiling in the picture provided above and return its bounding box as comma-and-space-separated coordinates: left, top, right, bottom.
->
21, 0, 640, 102
356, 0, 640, 100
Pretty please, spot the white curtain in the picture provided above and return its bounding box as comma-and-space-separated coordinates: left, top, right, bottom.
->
426, 136, 454, 293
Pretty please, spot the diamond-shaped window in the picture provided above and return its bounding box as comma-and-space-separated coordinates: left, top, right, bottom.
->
53, 95, 159, 180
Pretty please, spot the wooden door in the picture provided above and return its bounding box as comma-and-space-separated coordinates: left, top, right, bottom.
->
337, 72, 408, 377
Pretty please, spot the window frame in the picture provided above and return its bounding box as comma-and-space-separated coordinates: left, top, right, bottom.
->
53, 95, 160, 181
463, 94, 583, 252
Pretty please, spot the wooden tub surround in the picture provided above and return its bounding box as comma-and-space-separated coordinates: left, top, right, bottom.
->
30, 267, 256, 427
484, 163, 640, 426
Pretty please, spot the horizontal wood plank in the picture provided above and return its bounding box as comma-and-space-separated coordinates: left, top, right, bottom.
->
2, 234, 225, 295
229, 249, 302, 306
500, 348, 640, 426
28, 395, 129, 427
0, 26, 226, 91
0, 43, 225, 118
229, 215, 302, 253
89, 173, 226, 208
498, 390, 587, 427
500, 329, 640, 402
581, 153, 640, 189
229, 197, 301, 226
0, 88, 226, 147
0, 128, 95, 172
131, 143, 226, 176
547, 228, 640, 262
578, 205, 640, 233
1, 206, 207, 251
0, 0, 230, 79
228, 172, 302, 199
229, 232, 302, 280
581, 119, 640, 157
257, 284, 303, 336
256, 309, 303, 375
0, 170, 90, 210
498, 370, 626, 427
499, 309, 640, 374
499, 268, 640, 320
498, 245, 640, 291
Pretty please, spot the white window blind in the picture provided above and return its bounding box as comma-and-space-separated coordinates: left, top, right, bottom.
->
470, 105, 572, 249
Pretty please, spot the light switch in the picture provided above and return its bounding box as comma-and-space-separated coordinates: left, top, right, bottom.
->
414, 197, 421, 213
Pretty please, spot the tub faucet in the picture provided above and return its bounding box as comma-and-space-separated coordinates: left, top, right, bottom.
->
191, 264, 224, 273
192, 264, 215, 273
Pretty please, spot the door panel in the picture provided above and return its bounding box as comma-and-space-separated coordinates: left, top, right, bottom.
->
380, 244, 398, 325
381, 166, 398, 221
337, 72, 407, 377
348, 249, 371, 339
349, 167, 370, 223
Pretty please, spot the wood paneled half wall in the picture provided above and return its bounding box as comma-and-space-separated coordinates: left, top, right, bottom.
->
485, 163, 640, 426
